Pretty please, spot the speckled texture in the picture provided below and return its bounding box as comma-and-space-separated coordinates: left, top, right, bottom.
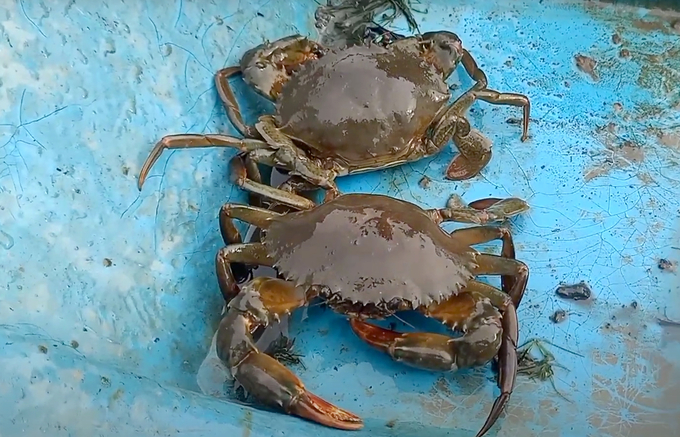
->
2, 0, 680, 436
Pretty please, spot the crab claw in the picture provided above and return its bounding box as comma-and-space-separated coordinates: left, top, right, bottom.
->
350, 298, 515, 437
446, 149, 492, 181
217, 277, 363, 431
467, 197, 530, 222
446, 127, 493, 181
235, 352, 363, 430
348, 318, 473, 372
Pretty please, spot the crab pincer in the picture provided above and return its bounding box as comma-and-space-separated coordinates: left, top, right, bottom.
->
217, 277, 363, 430
350, 273, 522, 437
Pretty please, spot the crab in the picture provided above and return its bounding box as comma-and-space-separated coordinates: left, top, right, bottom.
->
214, 158, 530, 437
136, 31, 530, 206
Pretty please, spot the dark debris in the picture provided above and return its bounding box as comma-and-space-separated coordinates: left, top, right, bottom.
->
555, 281, 592, 301
658, 258, 677, 272
549, 309, 567, 324
266, 335, 306, 369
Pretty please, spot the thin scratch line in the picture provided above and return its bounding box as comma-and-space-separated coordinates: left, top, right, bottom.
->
174, 0, 183, 28
145, 2, 163, 55
19, 0, 46, 38
221, 0, 272, 68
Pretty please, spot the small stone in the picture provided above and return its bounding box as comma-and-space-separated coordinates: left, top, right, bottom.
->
658, 258, 677, 272
555, 281, 592, 301
549, 309, 567, 323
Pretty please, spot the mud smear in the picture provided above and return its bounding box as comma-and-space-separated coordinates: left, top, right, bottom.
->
581, 2, 680, 173
588, 344, 680, 435
419, 373, 487, 428
585, 298, 680, 436
650, 127, 680, 151
583, 124, 645, 181
594, 0, 680, 13
586, 1, 680, 29
574, 54, 599, 81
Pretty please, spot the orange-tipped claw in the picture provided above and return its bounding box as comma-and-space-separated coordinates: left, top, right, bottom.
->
349, 317, 400, 352
445, 152, 492, 181
234, 351, 362, 431
467, 198, 504, 210
293, 391, 364, 430
349, 318, 458, 372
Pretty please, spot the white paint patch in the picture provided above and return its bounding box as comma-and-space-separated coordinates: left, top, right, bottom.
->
1, 20, 37, 45
196, 331, 232, 398
81, 129, 100, 151
111, 272, 135, 294
20, 282, 53, 313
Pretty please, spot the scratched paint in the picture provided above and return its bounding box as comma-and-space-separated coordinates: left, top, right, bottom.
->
1, 1, 679, 436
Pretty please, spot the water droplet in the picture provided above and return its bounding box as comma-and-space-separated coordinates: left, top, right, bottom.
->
0, 230, 14, 250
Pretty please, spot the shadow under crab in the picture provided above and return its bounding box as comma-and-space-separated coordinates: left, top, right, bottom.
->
214, 161, 530, 437
136, 30, 530, 205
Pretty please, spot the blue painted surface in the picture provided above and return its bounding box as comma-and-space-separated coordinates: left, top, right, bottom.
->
1, 1, 679, 436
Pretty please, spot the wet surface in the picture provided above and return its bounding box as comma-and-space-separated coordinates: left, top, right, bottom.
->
264, 193, 475, 307
1, 0, 679, 436
275, 42, 449, 166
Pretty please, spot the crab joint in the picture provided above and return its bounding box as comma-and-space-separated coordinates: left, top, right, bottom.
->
349, 316, 503, 372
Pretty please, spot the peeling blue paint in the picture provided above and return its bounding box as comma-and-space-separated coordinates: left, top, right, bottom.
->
1, 1, 679, 436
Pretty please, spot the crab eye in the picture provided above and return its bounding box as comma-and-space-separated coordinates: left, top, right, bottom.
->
255, 61, 266, 69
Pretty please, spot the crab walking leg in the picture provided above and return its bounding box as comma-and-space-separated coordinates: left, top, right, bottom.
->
216, 277, 363, 430
278, 176, 333, 205
459, 49, 490, 91
468, 255, 525, 437
245, 154, 270, 208
231, 152, 268, 208
458, 49, 531, 140
229, 154, 317, 211
216, 243, 273, 301
263, 176, 326, 215
426, 195, 530, 225
216, 203, 283, 300
447, 226, 528, 437
449, 226, 528, 307
214, 67, 263, 139
137, 133, 271, 190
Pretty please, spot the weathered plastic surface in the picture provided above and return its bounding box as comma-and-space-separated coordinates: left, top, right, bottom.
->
1, 0, 679, 436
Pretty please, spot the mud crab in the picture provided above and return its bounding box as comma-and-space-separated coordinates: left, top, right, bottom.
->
137, 31, 530, 204
214, 168, 529, 437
